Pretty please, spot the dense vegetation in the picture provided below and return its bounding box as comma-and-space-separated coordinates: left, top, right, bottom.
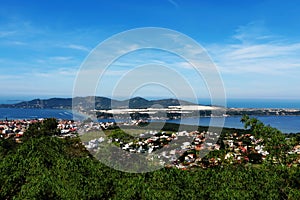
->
0, 118, 300, 199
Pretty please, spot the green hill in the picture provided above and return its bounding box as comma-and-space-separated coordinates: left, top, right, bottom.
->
0, 96, 196, 110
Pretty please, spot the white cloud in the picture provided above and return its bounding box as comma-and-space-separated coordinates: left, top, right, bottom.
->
50, 56, 73, 61
223, 43, 300, 60
232, 21, 276, 43
0, 31, 16, 38
204, 21, 300, 98
65, 44, 90, 52
207, 22, 300, 75
57, 68, 79, 76
8, 41, 27, 46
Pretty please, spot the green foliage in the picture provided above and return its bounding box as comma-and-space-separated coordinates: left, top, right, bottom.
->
1, 137, 299, 200
241, 115, 295, 164
108, 128, 134, 143
24, 118, 60, 139
0, 136, 115, 199
0, 137, 19, 157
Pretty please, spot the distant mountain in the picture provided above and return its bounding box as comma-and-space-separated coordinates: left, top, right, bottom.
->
0, 96, 197, 110
0, 98, 72, 109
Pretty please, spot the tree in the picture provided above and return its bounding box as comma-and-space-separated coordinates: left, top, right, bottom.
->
240, 115, 293, 164
240, 114, 264, 137
24, 118, 59, 139
41, 118, 58, 134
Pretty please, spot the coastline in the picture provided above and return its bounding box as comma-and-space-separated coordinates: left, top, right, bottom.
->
0, 107, 299, 133
0, 97, 299, 133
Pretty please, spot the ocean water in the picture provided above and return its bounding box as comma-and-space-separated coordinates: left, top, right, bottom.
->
196, 98, 300, 109
226, 99, 300, 109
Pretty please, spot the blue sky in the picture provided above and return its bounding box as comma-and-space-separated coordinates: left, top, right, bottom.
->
0, 0, 300, 100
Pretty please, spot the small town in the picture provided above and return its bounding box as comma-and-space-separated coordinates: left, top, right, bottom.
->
0, 119, 78, 141
2, 118, 299, 170
82, 121, 300, 169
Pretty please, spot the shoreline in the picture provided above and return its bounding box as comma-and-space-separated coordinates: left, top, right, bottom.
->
1, 115, 299, 134
0, 107, 299, 133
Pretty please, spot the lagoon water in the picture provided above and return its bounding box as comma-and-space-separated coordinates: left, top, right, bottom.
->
0, 108, 75, 120
165, 116, 300, 134
0, 108, 299, 133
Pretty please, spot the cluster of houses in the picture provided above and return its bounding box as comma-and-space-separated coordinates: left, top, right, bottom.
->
82, 125, 300, 169
0, 119, 31, 142
56, 120, 79, 138
289, 145, 300, 155
0, 119, 80, 142
221, 133, 269, 164
57, 120, 78, 134
0, 118, 117, 143
78, 121, 116, 135
84, 137, 105, 150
